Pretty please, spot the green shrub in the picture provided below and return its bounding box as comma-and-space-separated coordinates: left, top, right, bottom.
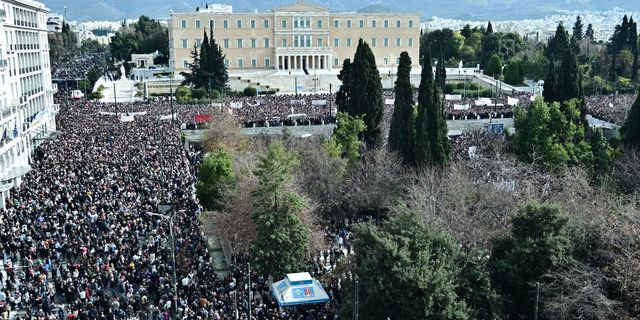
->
243, 87, 257, 96
192, 88, 208, 99
443, 83, 456, 94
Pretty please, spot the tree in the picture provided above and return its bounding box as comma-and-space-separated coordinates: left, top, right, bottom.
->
585, 23, 595, 42
196, 148, 235, 210
621, 91, 640, 148
481, 21, 500, 68
337, 39, 384, 147
589, 128, 613, 184
327, 112, 366, 167
572, 16, 584, 41
181, 29, 229, 92
503, 59, 523, 85
484, 53, 503, 78
336, 59, 352, 113
415, 49, 434, 165
251, 142, 309, 277
616, 49, 634, 78
489, 202, 571, 319
388, 52, 415, 163
513, 98, 591, 172
340, 211, 482, 320
429, 57, 451, 167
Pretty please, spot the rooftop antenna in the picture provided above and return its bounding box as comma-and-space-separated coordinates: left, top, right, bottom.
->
63, 5, 67, 22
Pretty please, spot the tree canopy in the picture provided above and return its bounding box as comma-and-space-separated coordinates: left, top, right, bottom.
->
336, 39, 384, 147
388, 52, 415, 163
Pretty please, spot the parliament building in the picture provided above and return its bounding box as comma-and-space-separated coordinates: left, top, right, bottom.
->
168, 1, 421, 75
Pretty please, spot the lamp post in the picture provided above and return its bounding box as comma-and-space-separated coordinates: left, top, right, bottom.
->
149, 208, 178, 317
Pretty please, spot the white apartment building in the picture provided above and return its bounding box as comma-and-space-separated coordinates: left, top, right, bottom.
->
0, 0, 58, 208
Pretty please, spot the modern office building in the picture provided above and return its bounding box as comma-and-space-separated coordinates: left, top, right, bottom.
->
0, 0, 58, 208
169, 1, 421, 80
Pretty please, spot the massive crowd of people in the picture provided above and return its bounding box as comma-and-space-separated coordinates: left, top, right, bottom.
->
586, 93, 636, 125
0, 99, 342, 319
52, 53, 110, 81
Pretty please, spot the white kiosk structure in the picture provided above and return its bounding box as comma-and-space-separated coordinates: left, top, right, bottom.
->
271, 272, 330, 307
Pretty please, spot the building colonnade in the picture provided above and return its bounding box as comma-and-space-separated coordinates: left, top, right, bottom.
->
277, 54, 331, 71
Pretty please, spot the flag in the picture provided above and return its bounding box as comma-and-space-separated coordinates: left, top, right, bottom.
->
194, 114, 211, 122
12, 122, 18, 139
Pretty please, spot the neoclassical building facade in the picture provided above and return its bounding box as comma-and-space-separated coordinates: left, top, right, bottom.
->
168, 1, 421, 74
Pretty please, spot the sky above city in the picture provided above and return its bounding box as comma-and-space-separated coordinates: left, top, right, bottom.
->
46, 0, 640, 22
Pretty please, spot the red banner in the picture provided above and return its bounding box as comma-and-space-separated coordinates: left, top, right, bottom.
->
194, 114, 211, 122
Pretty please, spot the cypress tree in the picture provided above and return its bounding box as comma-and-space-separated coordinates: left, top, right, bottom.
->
572, 16, 583, 41
429, 58, 450, 166
347, 39, 384, 147
208, 37, 228, 93
557, 49, 580, 102
415, 49, 433, 165
336, 59, 353, 114
388, 52, 415, 163
543, 58, 557, 103
630, 17, 639, 81
621, 91, 640, 148
486, 21, 493, 35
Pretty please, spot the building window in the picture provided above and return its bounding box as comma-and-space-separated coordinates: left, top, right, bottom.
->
408, 38, 413, 47
396, 19, 401, 28
264, 19, 269, 28
224, 59, 229, 67
396, 37, 401, 46
238, 59, 243, 68
371, 38, 377, 47
224, 19, 228, 28
181, 39, 188, 48
223, 39, 229, 48
347, 20, 352, 28
384, 20, 389, 28
384, 57, 389, 65
396, 57, 400, 64
306, 35, 311, 47
195, 19, 201, 28
251, 20, 256, 28
181, 19, 187, 28
183, 60, 189, 68
265, 58, 270, 67
236, 20, 242, 28
294, 35, 299, 47
334, 38, 339, 47
333, 19, 338, 28
317, 38, 323, 47
237, 39, 243, 48
251, 38, 256, 48
334, 58, 339, 66
282, 19, 287, 28
371, 19, 376, 28
409, 20, 414, 28
384, 38, 389, 47
317, 19, 322, 28
347, 38, 352, 47
282, 38, 288, 47
252, 59, 257, 68
264, 38, 270, 48
209, 20, 215, 29
195, 38, 202, 48
359, 20, 364, 28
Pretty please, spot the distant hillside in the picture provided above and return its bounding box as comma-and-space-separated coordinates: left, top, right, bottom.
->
46, 0, 640, 22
